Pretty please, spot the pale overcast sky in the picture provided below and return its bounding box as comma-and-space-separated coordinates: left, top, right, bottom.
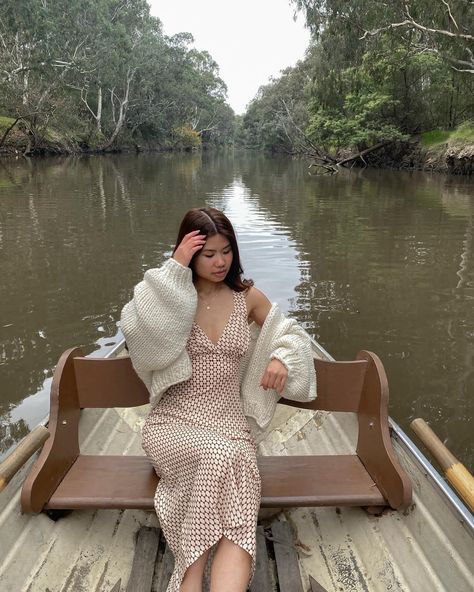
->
148, 0, 310, 115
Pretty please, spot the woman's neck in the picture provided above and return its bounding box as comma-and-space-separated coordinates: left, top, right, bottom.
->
194, 279, 226, 296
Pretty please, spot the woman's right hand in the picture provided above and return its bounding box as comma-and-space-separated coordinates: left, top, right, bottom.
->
173, 230, 207, 267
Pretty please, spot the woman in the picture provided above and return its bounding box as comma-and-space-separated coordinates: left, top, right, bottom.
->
121, 208, 316, 592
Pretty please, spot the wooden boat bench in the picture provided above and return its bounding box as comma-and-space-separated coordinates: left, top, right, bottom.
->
21, 347, 412, 515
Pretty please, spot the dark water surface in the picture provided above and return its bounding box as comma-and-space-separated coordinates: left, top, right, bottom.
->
1, 152, 473, 469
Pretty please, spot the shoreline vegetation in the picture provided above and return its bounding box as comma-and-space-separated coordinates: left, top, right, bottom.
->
1, 113, 473, 176
1, 1, 474, 175
0, 114, 228, 156
0, 1, 236, 158
237, 0, 474, 176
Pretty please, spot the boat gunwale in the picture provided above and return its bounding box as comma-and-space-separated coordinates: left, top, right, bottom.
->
308, 334, 474, 536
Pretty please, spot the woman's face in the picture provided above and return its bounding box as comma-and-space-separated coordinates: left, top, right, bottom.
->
193, 233, 233, 283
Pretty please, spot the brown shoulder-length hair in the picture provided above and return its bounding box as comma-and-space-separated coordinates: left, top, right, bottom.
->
173, 207, 253, 292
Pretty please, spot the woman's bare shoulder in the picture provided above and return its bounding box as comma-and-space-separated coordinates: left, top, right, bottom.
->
245, 285, 268, 304
245, 285, 272, 325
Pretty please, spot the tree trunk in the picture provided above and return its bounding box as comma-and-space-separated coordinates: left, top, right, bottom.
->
22, 71, 28, 106
336, 141, 391, 167
100, 68, 135, 151
97, 86, 102, 133
0, 118, 20, 148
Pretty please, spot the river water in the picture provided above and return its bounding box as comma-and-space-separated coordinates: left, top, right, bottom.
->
1, 152, 473, 470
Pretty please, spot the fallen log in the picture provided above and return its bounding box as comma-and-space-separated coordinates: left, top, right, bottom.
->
308, 141, 392, 172
336, 141, 392, 167
308, 162, 338, 174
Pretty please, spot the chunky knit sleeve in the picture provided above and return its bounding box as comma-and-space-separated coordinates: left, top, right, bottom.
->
269, 322, 317, 402
120, 258, 197, 373
241, 304, 317, 430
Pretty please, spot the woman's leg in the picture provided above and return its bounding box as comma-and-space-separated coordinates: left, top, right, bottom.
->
209, 536, 252, 592
180, 548, 211, 592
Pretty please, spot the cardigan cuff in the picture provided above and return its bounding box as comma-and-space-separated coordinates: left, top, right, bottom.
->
270, 348, 290, 370
169, 257, 189, 271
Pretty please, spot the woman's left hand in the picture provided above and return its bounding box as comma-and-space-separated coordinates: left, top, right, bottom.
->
260, 359, 288, 396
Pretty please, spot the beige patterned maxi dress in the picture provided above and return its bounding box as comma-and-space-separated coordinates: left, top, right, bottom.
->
142, 290, 262, 591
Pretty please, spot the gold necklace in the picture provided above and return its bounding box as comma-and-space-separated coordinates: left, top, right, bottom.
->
197, 289, 221, 311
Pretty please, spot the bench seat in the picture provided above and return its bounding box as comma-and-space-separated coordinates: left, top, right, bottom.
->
45, 454, 385, 510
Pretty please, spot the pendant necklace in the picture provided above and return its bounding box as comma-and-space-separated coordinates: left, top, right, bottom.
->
198, 289, 220, 311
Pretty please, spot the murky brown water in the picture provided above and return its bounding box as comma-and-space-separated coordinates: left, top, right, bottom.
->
1, 152, 473, 470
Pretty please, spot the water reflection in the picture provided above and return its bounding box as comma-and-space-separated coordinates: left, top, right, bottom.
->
207, 179, 301, 308
238, 157, 474, 467
0, 153, 473, 469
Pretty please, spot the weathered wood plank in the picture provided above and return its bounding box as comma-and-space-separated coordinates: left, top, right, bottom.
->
109, 579, 122, 592
271, 521, 303, 592
125, 526, 160, 592
249, 526, 273, 592
309, 574, 329, 592
156, 535, 174, 592
151, 527, 166, 590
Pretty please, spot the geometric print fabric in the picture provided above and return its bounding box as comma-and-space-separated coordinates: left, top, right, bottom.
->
142, 290, 261, 591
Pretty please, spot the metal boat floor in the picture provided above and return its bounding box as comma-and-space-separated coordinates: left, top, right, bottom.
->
0, 403, 473, 592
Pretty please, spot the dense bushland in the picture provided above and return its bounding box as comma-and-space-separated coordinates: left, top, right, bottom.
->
0, 0, 235, 154
238, 0, 474, 162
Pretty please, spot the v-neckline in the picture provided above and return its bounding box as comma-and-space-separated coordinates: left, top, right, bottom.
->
194, 291, 236, 347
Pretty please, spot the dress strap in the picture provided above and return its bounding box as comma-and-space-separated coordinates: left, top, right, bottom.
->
234, 290, 249, 319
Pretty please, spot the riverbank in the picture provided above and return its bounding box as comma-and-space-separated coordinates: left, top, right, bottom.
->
2, 115, 474, 175
0, 116, 206, 157
362, 141, 474, 175
355, 124, 474, 175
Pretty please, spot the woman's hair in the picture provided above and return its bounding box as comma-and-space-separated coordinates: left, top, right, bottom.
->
173, 207, 253, 292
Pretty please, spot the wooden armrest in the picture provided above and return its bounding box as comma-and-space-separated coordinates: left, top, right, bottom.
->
356, 351, 412, 510
21, 348, 83, 514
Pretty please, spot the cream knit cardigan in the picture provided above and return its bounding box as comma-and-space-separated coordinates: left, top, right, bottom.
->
120, 258, 316, 433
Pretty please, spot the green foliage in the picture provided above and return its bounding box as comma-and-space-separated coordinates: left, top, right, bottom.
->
307, 91, 408, 150
0, 116, 16, 131
239, 61, 312, 153
242, 0, 474, 156
450, 121, 474, 143
421, 130, 452, 147
0, 0, 235, 152
171, 126, 201, 150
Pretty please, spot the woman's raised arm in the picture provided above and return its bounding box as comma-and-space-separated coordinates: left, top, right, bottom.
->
120, 257, 197, 373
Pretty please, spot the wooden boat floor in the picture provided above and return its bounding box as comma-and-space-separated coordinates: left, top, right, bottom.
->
124, 522, 312, 592
45, 454, 385, 510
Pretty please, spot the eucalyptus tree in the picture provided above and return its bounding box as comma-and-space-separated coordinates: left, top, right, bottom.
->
0, 0, 99, 150
61, 0, 166, 150
96, 2, 163, 149
290, 0, 474, 128
186, 50, 228, 136
0, 0, 235, 152
241, 56, 314, 153
132, 32, 233, 147
241, 0, 473, 155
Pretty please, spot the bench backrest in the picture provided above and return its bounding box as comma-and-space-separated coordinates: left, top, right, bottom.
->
281, 358, 368, 412
72, 354, 370, 413
74, 356, 149, 407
